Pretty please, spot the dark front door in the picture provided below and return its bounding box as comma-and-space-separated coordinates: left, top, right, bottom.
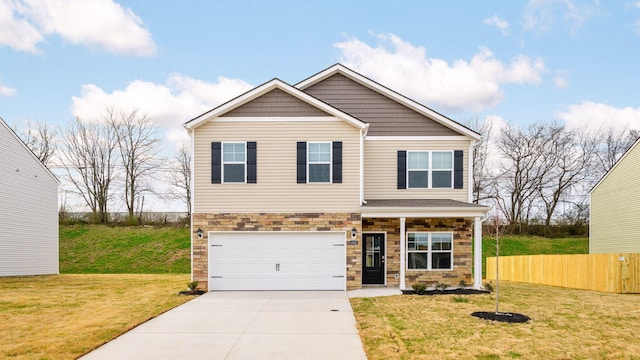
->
362, 233, 385, 285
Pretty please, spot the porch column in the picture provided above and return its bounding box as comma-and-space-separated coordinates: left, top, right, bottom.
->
473, 216, 483, 289
399, 217, 406, 290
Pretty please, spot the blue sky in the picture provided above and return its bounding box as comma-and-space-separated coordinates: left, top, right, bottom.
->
2, 0, 640, 147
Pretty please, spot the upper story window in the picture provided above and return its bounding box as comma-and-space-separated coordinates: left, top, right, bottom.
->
406, 151, 453, 189
222, 142, 246, 183
308, 142, 331, 183
211, 141, 256, 184
297, 141, 342, 184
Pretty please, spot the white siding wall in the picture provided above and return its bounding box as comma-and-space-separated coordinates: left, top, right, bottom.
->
364, 139, 471, 201
193, 118, 361, 213
590, 141, 640, 254
0, 121, 59, 276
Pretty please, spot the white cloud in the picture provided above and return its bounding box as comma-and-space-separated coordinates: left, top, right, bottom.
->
0, 79, 16, 96
484, 15, 510, 35
334, 33, 545, 113
554, 76, 569, 88
0, 0, 155, 56
71, 74, 253, 147
523, 0, 601, 34
0, 0, 44, 53
557, 102, 640, 132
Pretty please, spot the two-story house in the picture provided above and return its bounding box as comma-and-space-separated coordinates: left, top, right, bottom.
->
185, 64, 489, 291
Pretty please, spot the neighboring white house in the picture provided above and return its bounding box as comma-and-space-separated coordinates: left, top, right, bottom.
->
0, 118, 59, 276
590, 137, 640, 254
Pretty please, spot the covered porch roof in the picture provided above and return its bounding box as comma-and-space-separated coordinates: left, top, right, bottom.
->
361, 199, 489, 218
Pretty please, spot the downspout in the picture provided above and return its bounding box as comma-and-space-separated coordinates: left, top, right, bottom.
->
468, 140, 479, 203
360, 125, 369, 205
186, 126, 195, 282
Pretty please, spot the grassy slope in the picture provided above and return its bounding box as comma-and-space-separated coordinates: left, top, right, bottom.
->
59, 225, 190, 274
481, 235, 589, 277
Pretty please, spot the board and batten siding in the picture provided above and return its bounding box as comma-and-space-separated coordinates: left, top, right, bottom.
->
590, 140, 640, 254
0, 120, 59, 276
193, 119, 361, 213
364, 139, 471, 201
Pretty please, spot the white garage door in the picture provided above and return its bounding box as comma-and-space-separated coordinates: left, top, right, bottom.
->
208, 232, 346, 290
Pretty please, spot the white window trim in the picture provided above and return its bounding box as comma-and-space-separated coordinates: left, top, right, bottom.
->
221, 141, 247, 184
406, 150, 454, 189
406, 231, 454, 271
307, 141, 332, 184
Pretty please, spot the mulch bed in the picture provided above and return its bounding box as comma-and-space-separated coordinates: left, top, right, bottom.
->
471, 311, 531, 323
178, 290, 206, 296
402, 288, 491, 296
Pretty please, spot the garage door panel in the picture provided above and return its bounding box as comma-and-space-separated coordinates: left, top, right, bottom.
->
209, 232, 346, 291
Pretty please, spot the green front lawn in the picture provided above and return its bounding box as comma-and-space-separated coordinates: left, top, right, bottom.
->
351, 281, 640, 359
0, 274, 192, 360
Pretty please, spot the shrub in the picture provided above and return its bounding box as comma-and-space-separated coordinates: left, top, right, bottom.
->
483, 282, 494, 292
412, 283, 427, 295
187, 281, 199, 291
435, 283, 449, 292
458, 279, 468, 288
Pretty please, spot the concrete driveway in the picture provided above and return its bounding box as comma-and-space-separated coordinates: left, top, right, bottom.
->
80, 291, 367, 360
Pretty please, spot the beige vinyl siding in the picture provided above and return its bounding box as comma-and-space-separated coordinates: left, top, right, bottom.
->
364, 139, 471, 201
590, 141, 640, 254
193, 119, 360, 213
0, 121, 59, 276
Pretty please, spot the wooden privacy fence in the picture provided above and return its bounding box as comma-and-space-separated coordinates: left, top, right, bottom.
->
486, 253, 640, 294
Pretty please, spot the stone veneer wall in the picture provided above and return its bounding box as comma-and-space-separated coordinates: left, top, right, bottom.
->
192, 212, 362, 290
362, 217, 473, 288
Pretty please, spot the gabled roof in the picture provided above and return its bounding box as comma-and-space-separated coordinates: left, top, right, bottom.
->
0, 117, 59, 184
590, 136, 640, 194
296, 64, 481, 140
184, 78, 368, 131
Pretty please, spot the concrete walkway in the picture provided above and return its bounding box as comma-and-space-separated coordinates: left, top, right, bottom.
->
80, 291, 367, 360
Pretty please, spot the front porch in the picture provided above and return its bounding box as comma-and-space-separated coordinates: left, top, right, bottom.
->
359, 199, 489, 290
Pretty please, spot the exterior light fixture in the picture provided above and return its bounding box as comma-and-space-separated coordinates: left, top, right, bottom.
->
351, 227, 357, 239
197, 228, 204, 239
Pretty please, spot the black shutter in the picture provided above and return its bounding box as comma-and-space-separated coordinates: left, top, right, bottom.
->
454, 150, 463, 189
211, 142, 221, 184
297, 142, 307, 183
247, 142, 257, 184
332, 141, 342, 183
397, 150, 406, 189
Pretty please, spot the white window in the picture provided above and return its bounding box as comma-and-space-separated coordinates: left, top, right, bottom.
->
308, 142, 331, 183
407, 232, 453, 270
407, 151, 453, 189
222, 142, 246, 183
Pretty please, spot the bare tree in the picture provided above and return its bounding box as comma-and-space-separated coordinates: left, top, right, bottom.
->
106, 109, 163, 223
595, 127, 639, 175
169, 143, 192, 218
495, 123, 559, 227
61, 117, 118, 223
536, 127, 598, 226
17, 120, 57, 166
466, 118, 496, 204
